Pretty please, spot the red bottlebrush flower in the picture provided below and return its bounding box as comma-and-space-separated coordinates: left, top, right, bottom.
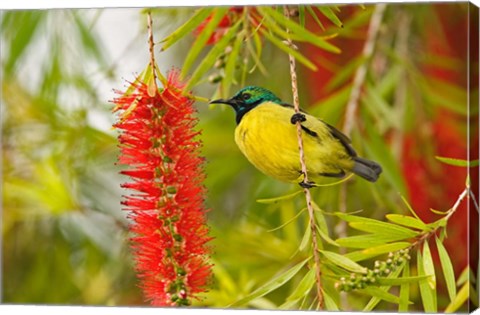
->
113, 70, 212, 306
194, 7, 246, 45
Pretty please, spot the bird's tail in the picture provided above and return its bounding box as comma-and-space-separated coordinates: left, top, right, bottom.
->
351, 157, 382, 182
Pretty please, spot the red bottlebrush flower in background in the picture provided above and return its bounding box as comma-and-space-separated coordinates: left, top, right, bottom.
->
194, 7, 253, 45
113, 70, 212, 306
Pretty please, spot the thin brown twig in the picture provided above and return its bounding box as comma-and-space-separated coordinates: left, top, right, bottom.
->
342, 3, 387, 136
337, 6, 387, 308
283, 5, 324, 310
410, 187, 469, 249
147, 11, 158, 96
337, 2, 387, 248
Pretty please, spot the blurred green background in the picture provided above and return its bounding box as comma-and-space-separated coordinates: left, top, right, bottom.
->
1, 4, 477, 311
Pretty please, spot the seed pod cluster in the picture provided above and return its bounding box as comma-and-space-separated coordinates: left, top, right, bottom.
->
208, 46, 233, 84
335, 249, 411, 292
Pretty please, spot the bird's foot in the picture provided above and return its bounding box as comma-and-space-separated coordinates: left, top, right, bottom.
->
299, 181, 316, 189
291, 113, 306, 124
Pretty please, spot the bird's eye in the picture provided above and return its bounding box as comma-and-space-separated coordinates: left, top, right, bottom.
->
242, 93, 251, 100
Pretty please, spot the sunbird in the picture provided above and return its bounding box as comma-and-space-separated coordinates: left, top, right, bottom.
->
210, 86, 382, 187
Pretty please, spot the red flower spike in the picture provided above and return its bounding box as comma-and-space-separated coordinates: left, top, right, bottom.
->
113, 70, 212, 306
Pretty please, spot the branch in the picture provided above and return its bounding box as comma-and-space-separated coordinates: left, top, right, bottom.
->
342, 3, 387, 135
283, 5, 324, 310
147, 11, 159, 96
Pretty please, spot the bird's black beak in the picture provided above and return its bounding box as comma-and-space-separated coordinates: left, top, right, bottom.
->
210, 98, 239, 110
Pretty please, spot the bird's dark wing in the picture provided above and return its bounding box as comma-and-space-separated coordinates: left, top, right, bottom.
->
324, 122, 357, 157
280, 102, 357, 157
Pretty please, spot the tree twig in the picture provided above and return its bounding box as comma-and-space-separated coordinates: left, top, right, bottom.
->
283, 5, 324, 310
337, 6, 387, 308
147, 11, 158, 96
342, 3, 387, 135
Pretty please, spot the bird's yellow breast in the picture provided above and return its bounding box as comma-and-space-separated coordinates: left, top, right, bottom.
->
234, 102, 352, 183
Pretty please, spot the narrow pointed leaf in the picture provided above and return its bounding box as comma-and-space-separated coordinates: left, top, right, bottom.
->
386, 214, 432, 231
222, 30, 244, 97
230, 258, 309, 306
400, 195, 423, 221
336, 234, 412, 249
322, 288, 340, 311
306, 6, 325, 30
259, 7, 340, 53
181, 7, 230, 77
261, 29, 318, 71
435, 156, 479, 167
445, 282, 469, 313
377, 275, 431, 286
348, 222, 418, 239
357, 287, 403, 305
285, 268, 315, 302
257, 189, 303, 204
160, 8, 215, 50
363, 263, 405, 311
435, 236, 456, 302
298, 5, 306, 27
423, 242, 436, 290
186, 19, 242, 89
312, 202, 338, 246
320, 250, 367, 273
345, 242, 411, 262
417, 250, 437, 312
318, 6, 343, 27
299, 224, 312, 252
399, 262, 410, 312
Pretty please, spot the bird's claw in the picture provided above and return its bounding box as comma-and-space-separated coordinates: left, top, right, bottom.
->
291, 113, 306, 124
299, 181, 316, 189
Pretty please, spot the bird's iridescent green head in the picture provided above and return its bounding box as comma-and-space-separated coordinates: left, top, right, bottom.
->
210, 86, 282, 124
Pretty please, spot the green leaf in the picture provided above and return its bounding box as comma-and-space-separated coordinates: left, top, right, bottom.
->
423, 242, 436, 290
348, 222, 418, 239
299, 224, 312, 252
435, 156, 479, 167
363, 263, 405, 311
160, 8, 214, 50
284, 268, 315, 303
336, 234, 412, 249
357, 287, 402, 304
456, 266, 475, 286
298, 5, 306, 27
256, 189, 303, 204
400, 195, 424, 222
322, 288, 340, 311
306, 6, 325, 30
260, 29, 318, 71
417, 249, 437, 312
320, 250, 367, 273
435, 237, 457, 302
3, 11, 45, 75
377, 275, 431, 286
445, 282, 469, 313
185, 19, 242, 89
399, 262, 410, 312
71, 11, 106, 65
345, 242, 411, 262
181, 7, 230, 77
222, 31, 244, 97
325, 55, 365, 91
312, 202, 338, 246
363, 85, 401, 130
230, 258, 309, 307
363, 121, 408, 196
259, 7, 341, 54
318, 6, 343, 27
334, 211, 383, 224
386, 214, 432, 231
